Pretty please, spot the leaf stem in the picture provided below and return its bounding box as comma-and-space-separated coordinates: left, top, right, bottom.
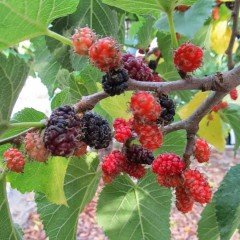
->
46, 29, 73, 46
9, 122, 45, 129
166, 12, 178, 48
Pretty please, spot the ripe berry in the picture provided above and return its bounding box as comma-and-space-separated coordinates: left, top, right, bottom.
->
122, 54, 156, 82
89, 37, 122, 72
133, 121, 163, 150
175, 186, 194, 213
81, 112, 112, 149
43, 106, 81, 156
194, 138, 210, 163
230, 88, 238, 100
102, 150, 126, 177
148, 60, 157, 71
25, 131, 49, 162
152, 73, 162, 82
183, 169, 212, 204
125, 144, 154, 165
157, 175, 183, 188
102, 69, 129, 96
173, 42, 203, 73
74, 142, 88, 157
4, 148, 25, 173
157, 94, 175, 125
113, 118, 132, 143
130, 91, 161, 122
152, 153, 185, 176
72, 27, 96, 55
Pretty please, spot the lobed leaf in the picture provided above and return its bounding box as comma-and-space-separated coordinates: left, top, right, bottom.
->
97, 172, 172, 240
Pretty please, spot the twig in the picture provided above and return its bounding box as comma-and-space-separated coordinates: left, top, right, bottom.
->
75, 65, 240, 113
226, 0, 240, 70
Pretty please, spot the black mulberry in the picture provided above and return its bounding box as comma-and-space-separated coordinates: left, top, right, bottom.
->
125, 144, 154, 165
102, 69, 129, 96
158, 95, 175, 125
81, 112, 112, 149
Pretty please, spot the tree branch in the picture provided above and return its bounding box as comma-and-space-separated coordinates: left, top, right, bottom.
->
226, 0, 240, 70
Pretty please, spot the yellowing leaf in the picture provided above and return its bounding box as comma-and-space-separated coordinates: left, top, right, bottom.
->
210, 21, 238, 54
198, 113, 225, 152
178, 91, 225, 151
178, 91, 210, 119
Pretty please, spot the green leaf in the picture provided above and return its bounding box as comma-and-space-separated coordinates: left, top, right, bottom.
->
69, 65, 102, 101
223, 104, 240, 152
155, 0, 214, 38
155, 130, 186, 156
0, 175, 22, 240
0, 0, 78, 50
0, 108, 46, 141
215, 164, 240, 240
198, 201, 219, 240
32, 36, 64, 96
102, 0, 162, 15
97, 172, 172, 240
36, 153, 100, 240
7, 157, 68, 205
137, 16, 156, 49
95, 92, 132, 123
0, 53, 29, 122
51, 88, 74, 110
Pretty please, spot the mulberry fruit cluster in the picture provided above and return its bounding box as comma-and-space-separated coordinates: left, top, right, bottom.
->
211, 101, 228, 112
102, 148, 147, 183
130, 91, 163, 150
173, 42, 203, 73
102, 69, 129, 96
4, 148, 25, 173
151, 152, 212, 213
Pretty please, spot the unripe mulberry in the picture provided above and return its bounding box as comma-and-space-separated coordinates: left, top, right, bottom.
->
194, 138, 210, 163
102, 150, 126, 177
43, 106, 81, 157
173, 42, 203, 73
125, 144, 154, 165
122, 161, 146, 179
175, 186, 194, 213
230, 88, 238, 100
4, 148, 25, 173
81, 112, 112, 149
113, 118, 132, 143
72, 27, 96, 55
157, 175, 183, 188
25, 131, 49, 162
152, 153, 185, 176
130, 91, 161, 122
183, 169, 212, 204
102, 69, 129, 96
133, 121, 163, 150
89, 37, 122, 72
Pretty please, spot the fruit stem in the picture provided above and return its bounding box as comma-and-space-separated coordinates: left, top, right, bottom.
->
46, 29, 73, 46
9, 122, 45, 129
166, 12, 178, 48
